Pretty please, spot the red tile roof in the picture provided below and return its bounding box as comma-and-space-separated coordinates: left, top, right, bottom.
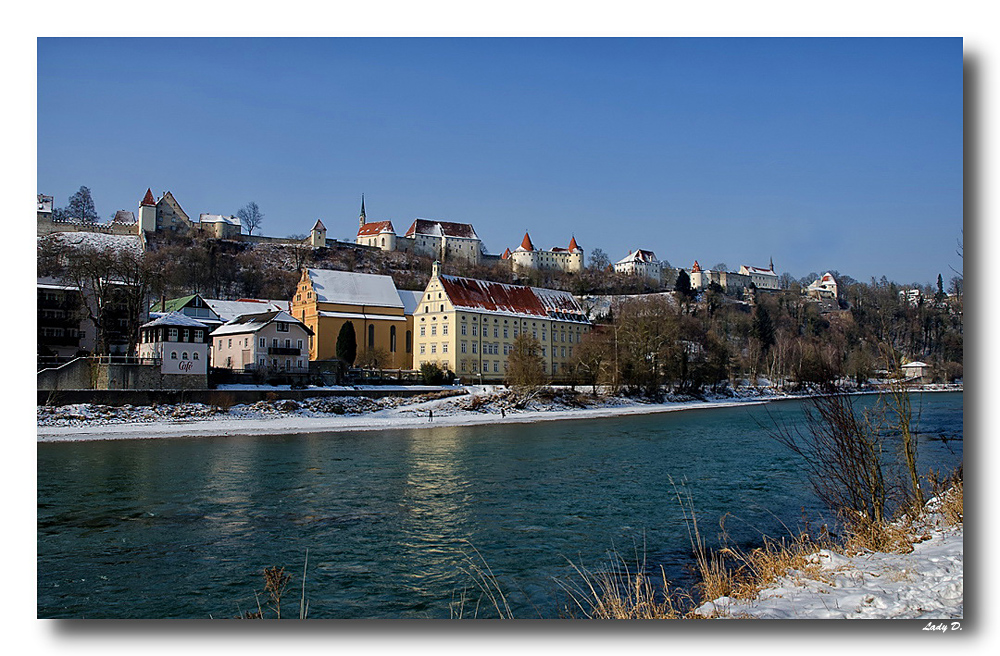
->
692, 260, 701, 272
437, 275, 589, 322
501, 248, 512, 259
140, 188, 156, 206
357, 220, 395, 237
439, 275, 548, 317
568, 236, 580, 252
518, 232, 535, 251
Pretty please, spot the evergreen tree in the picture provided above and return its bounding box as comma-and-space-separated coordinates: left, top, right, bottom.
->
335, 321, 357, 365
674, 269, 692, 297
752, 303, 776, 352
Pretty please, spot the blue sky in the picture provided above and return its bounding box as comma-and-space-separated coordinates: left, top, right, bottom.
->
37, 37, 963, 285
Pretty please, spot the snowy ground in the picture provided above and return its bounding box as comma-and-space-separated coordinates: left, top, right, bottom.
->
696, 496, 963, 620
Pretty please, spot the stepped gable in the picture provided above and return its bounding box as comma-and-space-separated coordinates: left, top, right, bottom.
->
438, 275, 548, 318
140, 188, 156, 206
357, 220, 394, 237
405, 219, 478, 239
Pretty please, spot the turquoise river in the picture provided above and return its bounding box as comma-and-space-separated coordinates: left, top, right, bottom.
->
37, 392, 963, 618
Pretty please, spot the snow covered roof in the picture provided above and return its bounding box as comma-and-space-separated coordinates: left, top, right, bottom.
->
199, 213, 241, 226
210, 310, 312, 337
437, 275, 590, 323
902, 361, 930, 368
357, 220, 395, 237
616, 249, 659, 265
112, 210, 136, 224
305, 269, 404, 308
396, 290, 422, 316
141, 311, 212, 329
204, 298, 290, 322
404, 219, 479, 240
37, 276, 78, 292
742, 265, 777, 276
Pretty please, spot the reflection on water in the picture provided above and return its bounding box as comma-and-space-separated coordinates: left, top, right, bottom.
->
37, 392, 963, 618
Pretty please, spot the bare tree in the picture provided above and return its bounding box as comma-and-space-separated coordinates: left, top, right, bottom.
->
505, 334, 546, 392
237, 201, 265, 236
62, 243, 152, 355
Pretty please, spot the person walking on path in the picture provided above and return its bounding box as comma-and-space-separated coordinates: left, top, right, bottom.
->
501, 408, 505, 418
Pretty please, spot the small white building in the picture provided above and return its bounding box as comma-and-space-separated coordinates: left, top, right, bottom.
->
137, 312, 211, 376
806, 272, 839, 299
901, 361, 931, 382
614, 249, 664, 282
197, 213, 242, 239
210, 310, 313, 372
739, 262, 780, 291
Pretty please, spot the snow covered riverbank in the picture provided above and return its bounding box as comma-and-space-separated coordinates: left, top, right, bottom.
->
696, 491, 964, 620
36, 384, 962, 443
36, 386, 779, 442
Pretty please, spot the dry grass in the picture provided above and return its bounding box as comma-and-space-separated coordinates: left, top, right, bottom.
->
842, 511, 919, 555
718, 531, 832, 600
939, 478, 963, 525
560, 552, 692, 619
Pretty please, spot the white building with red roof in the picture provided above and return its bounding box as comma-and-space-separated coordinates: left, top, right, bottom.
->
739, 260, 780, 290
805, 272, 838, 299
614, 248, 666, 281
509, 232, 584, 274
354, 195, 485, 264
412, 262, 591, 381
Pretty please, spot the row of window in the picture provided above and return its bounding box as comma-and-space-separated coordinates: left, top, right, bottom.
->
217, 337, 304, 350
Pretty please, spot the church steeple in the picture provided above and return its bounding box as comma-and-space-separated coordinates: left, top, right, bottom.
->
359, 194, 366, 229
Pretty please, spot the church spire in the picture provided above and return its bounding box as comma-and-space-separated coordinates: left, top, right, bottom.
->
359, 194, 366, 228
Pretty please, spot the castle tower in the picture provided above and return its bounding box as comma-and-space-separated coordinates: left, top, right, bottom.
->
138, 188, 157, 233
310, 219, 327, 248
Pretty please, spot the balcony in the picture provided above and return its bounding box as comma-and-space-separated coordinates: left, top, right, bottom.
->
268, 346, 301, 356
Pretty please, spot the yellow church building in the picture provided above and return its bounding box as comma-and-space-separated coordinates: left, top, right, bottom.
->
291, 268, 419, 369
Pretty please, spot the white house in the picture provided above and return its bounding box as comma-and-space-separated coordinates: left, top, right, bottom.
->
137, 312, 211, 376
210, 310, 313, 371
614, 249, 663, 281
806, 272, 839, 299
739, 262, 780, 291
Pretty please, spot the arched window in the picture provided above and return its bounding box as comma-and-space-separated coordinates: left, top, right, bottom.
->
390, 325, 397, 352
405, 330, 412, 353
368, 324, 375, 350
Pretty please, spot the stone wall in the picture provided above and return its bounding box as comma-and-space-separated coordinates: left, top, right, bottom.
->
37, 357, 93, 390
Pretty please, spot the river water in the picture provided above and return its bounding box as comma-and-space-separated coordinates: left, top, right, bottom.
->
37, 392, 963, 619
